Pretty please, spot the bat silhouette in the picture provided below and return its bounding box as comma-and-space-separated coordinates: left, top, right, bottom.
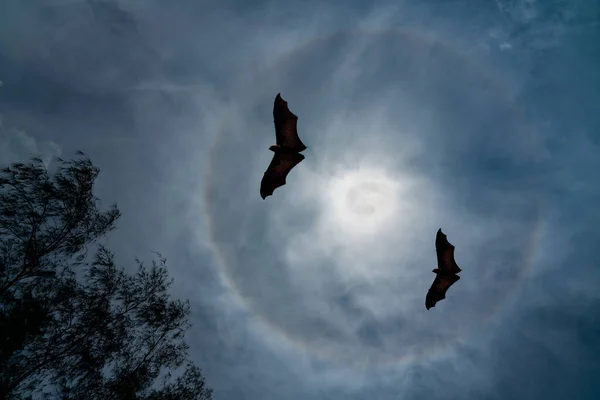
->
260, 93, 308, 199
425, 229, 462, 310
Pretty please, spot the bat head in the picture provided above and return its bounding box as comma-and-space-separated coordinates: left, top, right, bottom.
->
269, 144, 280, 152
432, 268, 441, 273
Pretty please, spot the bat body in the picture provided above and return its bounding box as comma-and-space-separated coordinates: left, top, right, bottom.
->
260, 93, 308, 199
425, 229, 462, 310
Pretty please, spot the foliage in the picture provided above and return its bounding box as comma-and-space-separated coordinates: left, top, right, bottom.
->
0, 154, 212, 400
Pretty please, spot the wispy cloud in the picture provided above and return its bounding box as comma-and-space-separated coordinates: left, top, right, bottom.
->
0, 115, 62, 166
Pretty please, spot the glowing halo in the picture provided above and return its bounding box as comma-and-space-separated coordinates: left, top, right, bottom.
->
200, 27, 546, 367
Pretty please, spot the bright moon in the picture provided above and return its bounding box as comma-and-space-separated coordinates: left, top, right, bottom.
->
323, 169, 400, 238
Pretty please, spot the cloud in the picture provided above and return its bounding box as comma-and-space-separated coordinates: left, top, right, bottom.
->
0, 115, 62, 166
494, 0, 599, 50
0, 0, 157, 95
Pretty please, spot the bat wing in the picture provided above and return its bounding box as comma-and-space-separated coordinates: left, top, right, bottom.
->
273, 93, 307, 152
425, 274, 460, 310
435, 229, 462, 273
260, 151, 305, 199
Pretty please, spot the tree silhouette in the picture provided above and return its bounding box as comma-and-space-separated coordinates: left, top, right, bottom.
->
0, 154, 213, 400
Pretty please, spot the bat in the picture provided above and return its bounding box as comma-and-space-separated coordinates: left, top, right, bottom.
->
425, 229, 463, 310
260, 93, 308, 199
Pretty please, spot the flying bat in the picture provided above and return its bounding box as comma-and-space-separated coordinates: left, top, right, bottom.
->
260, 93, 308, 199
425, 229, 462, 310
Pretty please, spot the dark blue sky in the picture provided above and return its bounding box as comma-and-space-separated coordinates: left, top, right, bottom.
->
1, 1, 599, 399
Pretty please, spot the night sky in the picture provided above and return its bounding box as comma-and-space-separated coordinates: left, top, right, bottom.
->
1, 1, 599, 399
